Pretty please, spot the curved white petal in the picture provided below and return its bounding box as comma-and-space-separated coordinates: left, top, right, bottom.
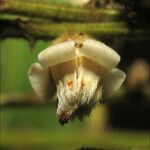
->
103, 68, 126, 99
38, 41, 76, 68
28, 63, 56, 101
80, 39, 120, 69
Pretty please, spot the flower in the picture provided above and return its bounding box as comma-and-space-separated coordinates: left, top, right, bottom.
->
28, 32, 126, 125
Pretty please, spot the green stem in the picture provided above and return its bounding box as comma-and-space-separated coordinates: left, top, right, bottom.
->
0, 17, 149, 41
0, 0, 121, 23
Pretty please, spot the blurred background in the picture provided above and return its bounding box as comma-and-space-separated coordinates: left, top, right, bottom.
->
0, 0, 150, 150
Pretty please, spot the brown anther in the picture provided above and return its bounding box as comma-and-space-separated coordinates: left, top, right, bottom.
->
67, 80, 73, 88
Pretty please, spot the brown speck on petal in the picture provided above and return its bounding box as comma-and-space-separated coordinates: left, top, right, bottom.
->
74, 42, 83, 48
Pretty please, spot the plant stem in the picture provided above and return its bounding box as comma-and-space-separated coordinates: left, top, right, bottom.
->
0, 0, 121, 23
0, 16, 149, 41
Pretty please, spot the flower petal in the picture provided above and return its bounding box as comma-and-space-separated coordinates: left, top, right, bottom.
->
28, 63, 56, 101
103, 68, 126, 99
38, 41, 76, 68
80, 39, 120, 69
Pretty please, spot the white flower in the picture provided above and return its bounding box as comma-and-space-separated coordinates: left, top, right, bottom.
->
28, 33, 126, 125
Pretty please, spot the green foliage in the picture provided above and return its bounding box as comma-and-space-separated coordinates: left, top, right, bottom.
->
1, 105, 149, 150
0, 39, 48, 93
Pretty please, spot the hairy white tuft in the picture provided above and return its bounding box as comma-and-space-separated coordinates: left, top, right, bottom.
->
51, 57, 105, 120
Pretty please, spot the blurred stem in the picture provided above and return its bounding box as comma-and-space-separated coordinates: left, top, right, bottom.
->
0, 0, 149, 41
0, 0, 121, 22
0, 16, 150, 41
